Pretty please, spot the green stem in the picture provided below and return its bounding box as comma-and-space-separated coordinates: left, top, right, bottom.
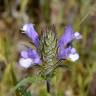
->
46, 79, 51, 93
46, 77, 56, 96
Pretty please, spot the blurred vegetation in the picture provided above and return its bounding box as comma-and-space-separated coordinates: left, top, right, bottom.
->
0, 0, 96, 96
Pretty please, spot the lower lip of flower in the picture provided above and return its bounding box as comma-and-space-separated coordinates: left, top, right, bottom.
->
68, 53, 79, 62
19, 58, 33, 68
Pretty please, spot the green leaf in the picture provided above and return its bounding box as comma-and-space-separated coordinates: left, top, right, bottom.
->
13, 75, 43, 91
16, 86, 32, 96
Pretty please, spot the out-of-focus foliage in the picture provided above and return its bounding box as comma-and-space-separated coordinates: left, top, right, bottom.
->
0, 0, 96, 96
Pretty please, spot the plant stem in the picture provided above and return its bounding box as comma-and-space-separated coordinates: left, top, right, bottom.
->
46, 79, 51, 93
46, 78, 56, 96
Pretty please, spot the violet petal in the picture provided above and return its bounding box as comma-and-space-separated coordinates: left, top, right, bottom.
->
58, 25, 74, 47
22, 23, 39, 47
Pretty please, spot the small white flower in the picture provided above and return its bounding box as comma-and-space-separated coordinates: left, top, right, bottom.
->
74, 32, 82, 39
69, 53, 79, 62
19, 58, 33, 68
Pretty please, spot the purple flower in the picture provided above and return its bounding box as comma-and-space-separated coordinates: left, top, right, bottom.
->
58, 25, 74, 47
19, 23, 41, 68
21, 23, 39, 47
19, 48, 41, 68
58, 46, 71, 59
58, 25, 81, 62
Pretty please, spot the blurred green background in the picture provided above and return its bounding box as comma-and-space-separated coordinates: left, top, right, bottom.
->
0, 0, 96, 96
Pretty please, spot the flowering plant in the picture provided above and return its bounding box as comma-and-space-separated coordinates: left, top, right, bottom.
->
19, 24, 81, 68
17, 23, 82, 95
